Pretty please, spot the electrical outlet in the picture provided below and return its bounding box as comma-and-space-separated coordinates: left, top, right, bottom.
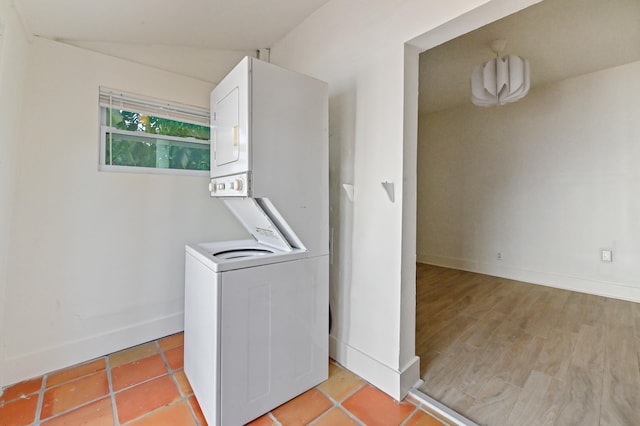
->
497, 252, 503, 260
601, 249, 612, 262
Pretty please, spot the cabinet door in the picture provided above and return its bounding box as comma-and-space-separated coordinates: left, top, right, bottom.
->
219, 257, 328, 425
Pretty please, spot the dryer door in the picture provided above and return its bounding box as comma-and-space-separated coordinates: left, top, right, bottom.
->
211, 57, 250, 178
213, 87, 240, 167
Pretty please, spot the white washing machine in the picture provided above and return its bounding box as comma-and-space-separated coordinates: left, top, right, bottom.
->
185, 239, 327, 426
184, 57, 329, 426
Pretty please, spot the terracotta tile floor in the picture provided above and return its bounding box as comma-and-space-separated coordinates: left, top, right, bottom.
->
0, 333, 449, 426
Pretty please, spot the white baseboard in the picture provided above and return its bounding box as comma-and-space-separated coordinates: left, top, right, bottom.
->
329, 335, 420, 400
1, 312, 183, 388
418, 253, 640, 304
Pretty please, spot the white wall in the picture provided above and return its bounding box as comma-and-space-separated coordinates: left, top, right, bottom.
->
270, 0, 540, 399
64, 41, 254, 83
1, 37, 245, 387
418, 61, 640, 302
0, 0, 30, 388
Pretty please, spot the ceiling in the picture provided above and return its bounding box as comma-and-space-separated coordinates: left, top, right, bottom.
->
419, 0, 640, 113
12, 0, 640, 109
13, 0, 331, 50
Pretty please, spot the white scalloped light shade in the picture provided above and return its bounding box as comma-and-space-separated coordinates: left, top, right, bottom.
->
471, 55, 530, 107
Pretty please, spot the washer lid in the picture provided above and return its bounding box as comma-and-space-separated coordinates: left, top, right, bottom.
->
213, 248, 275, 259
222, 198, 293, 252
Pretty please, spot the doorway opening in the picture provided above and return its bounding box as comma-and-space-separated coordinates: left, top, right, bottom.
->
410, 0, 640, 424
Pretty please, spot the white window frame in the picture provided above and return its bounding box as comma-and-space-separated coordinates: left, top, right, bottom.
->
99, 87, 210, 176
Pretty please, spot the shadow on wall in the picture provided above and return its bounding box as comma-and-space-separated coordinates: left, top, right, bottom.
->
328, 88, 357, 348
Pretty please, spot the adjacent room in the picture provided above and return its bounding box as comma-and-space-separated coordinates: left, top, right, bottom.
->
416, 0, 640, 424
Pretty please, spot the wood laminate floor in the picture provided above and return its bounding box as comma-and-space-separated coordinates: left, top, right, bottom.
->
416, 264, 640, 426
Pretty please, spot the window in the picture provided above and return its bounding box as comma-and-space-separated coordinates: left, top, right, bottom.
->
99, 87, 210, 175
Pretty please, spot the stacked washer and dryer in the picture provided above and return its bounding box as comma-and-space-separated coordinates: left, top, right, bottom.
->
184, 57, 329, 426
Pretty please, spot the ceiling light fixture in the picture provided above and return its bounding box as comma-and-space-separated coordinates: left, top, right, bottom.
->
471, 39, 530, 107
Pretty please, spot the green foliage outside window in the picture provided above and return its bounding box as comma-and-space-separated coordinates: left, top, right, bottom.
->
108, 109, 210, 140
104, 108, 210, 171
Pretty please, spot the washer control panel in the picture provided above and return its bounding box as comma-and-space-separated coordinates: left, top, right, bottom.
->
209, 173, 249, 197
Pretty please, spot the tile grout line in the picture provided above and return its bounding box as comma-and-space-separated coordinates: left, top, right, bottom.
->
34, 358, 112, 425
314, 381, 367, 425
157, 340, 203, 425
105, 354, 122, 426
398, 405, 422, 426
314, 379, 431, 426
267, 411, 283, 425
113, 339, 199, 425
32, 372, 47, 426
305, 386, 338, 426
